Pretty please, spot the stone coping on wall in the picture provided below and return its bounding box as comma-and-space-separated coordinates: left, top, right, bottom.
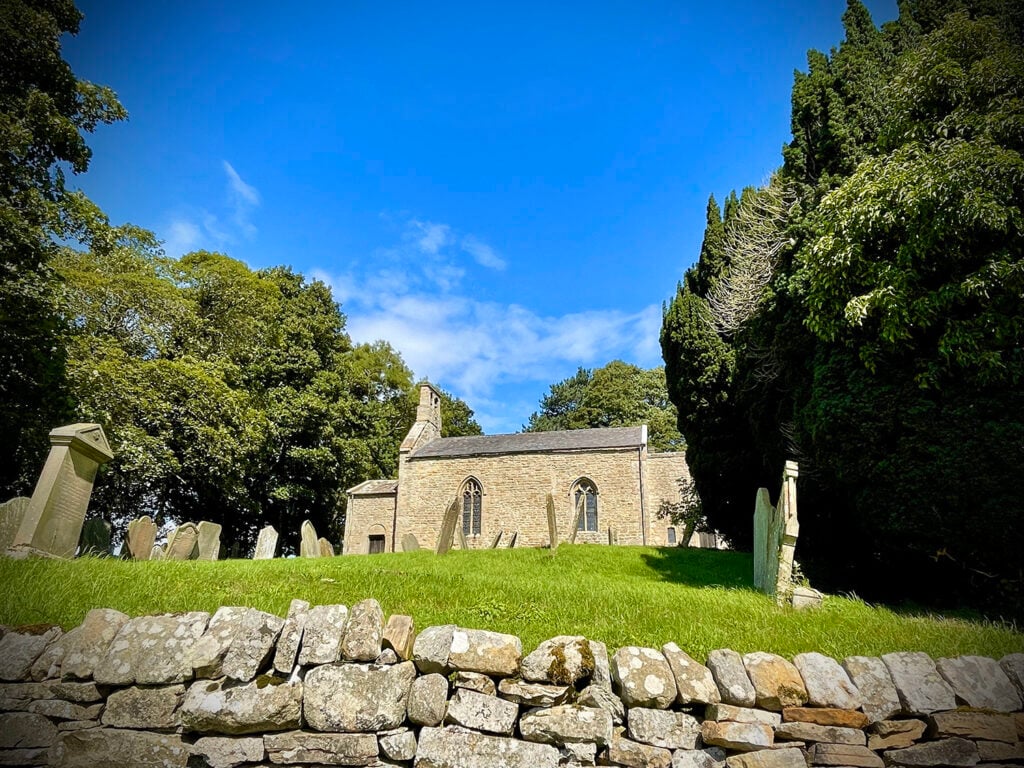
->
0, 601, 1021, 767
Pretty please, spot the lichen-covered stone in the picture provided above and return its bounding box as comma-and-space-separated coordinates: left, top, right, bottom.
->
303, 660, 415, 732
0, 625, 62, 681
179, 675, 302, 734
221, 609, 284, 681
454, 670, 496, 696
416, 725, 559, 768
935, 654, 1022, 712
0, 711, 58, 748
605, 731, 672, 768
50, 728, 191, 767
700, 720, 773, 752
663, 642, 720, 706
880, 736, 978, 767
379, 728, 417, 761
521, 635, 595, 685
297, 604, 348, 666
519, 705, 613, 747
842, 656, 901, 723
408, 672, 448, 727
413, 625, 455, 674
272, 599, 309, 675
706, 703, 781, 726
31, 626, 79, 681
881, 652, 955, 716
743, 652, 808, 711
264, 730, 378, 765
577, 682, 625, 725
341, 598, 384, 662
707, 649, 756, 707
610, 646, 677, 709
62, 609, 129, 681
773, 720, 865, 745
448, 627, 522, 677
46, 681, 101, 703
94, 612, 209, 685
627, 707, 700, 749
497, 678, 571, 707
793, 652, 861, 710
26, 699, 101, 720
101, 684, 184, 729
590, 639, 612, 689
444, 687, 518, 735
671, 749, 725, 768
191, 736, 265, 768
724, 747, 806, 768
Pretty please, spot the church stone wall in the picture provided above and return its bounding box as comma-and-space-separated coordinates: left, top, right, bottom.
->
644, 451, 691, 547
344, 493, 396, 555
396, 448, 646, 550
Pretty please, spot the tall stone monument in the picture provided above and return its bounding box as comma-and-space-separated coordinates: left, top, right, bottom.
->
11, 423, 114, 558
253, 525, 278, 559
126, 516, 157, 560
300, 520, 320, 558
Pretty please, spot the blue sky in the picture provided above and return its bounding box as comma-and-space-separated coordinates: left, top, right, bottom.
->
64, 0, 898, 434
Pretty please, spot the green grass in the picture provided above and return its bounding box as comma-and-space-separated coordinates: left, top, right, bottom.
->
1, 545, 1020, 660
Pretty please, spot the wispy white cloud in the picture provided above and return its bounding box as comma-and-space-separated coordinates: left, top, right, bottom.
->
409, 220, 453, 255
461, 234, 506, 270
222, 161, 260, 238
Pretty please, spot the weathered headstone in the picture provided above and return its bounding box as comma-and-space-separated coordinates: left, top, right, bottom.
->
196, 521, 222, 561
300, 520, 319, 557
546, 494, 558, 548
318, 537, 335, 557
489, 530, 502, 548
435, 498, 459, 555
253, 525, 278, 559
126, 516, 157, 560
457, 524, 469, 551
568, 495, 585, 544
165, 522, 199, 560
508, 530, 518, 548
0, 497, 30, 552
151, 544, 165, 560
11, 423, 114, 558
752, 488, 774, 592
607, 527, 618, 545
753, 461, 812, 606
401, 533, 419, 552
78, 518, 110, 556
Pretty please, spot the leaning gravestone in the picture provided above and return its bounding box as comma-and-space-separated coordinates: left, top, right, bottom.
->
546, 494, 558, 549
0, 497, 30, 552
78, 518, 111, 556
401, 533, 419, 552
126, 516, 157, 560
568, 495, 585, 545
507, 530, 518, 548
435, 498, 460, 555
196, 521, 221, 561
11, 423, 114, 558
457, 524, 469, 551
165, 522, 200, 560
300, 520, 319, 558
489, 530, 502, 548
318, 537, 334, 557
151, 544, 165, 560
253, 525, 278, 559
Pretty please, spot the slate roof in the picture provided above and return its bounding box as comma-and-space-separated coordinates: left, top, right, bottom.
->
347, 479, 399, 496
410, 426, 646, 459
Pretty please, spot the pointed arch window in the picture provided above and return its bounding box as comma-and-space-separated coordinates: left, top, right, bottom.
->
461, 478, 482, 536
574, 479, 599, 532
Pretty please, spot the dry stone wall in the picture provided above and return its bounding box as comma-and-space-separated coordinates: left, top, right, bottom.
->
0, 602, 1022, 768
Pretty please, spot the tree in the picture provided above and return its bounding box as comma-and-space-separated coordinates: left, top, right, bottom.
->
0, 0, 126, 496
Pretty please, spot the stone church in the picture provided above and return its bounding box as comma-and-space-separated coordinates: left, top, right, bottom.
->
343, 383, 691, 555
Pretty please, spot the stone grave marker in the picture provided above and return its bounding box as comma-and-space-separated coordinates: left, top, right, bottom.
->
568, 495, 585, 545
151, 544, 165, 560
457, 523, 469, 551
196, 521, 222, 561
753, 460, 816, 607
126, 516, 157, 560
0, 497, 30, 552
607, 527, 618, 545
78, 518, 111, 556
435, 498, 459, 555
507, 530, 518, 548
318, 537, 335, 557
253, 525, 278, 559
401, 533, 419, 552
165, 522, 199, 560
11, 423, 114, 558
300, 520, 319, 557
489, 530, 502, 548
546, 494, 558, 548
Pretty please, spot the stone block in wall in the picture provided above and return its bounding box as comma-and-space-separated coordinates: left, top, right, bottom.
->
379, 727, 417, 762
30, 626, 77, 681
842, 656, 901, 723
662, 642, 720, 706
297, 604, 348, 666
926, 710, 1018, 743
0, 711, 58, 748
724, 747, 807, 768
444, 687, 518, 735
881, 652, 956, 716
0, 625, 62, 681
61, 609, 129, 682
562, 741, 598, 766
706, 703, 782, 727
179, 676, 302, 735
272, 599, 309, 675
977, 739, 1024, 762
781, 706, 868, 729
521, 635, 594, 685
50, 728, 191, 767
408, 673, 448, 727
935, 654, 1022, 712
674, 748, 728, 768
341, 598, 384, 662
793, 652, 862, 711
742, 652, 808, 711
707, 649, 757, 707
382, 614, 415, 660
101, 684, 185, 730
453, 670, 495, 696
94, 612, 209, 685
303, 660, 416, 732
25, 699, 101, 721
590, 639, 612, 690
700, 720, 773, 752
577, 683, 625, 725
416, 725, 560, 768
610, 646, 677, 709
264, 731, 379, 765
45, 681, 101, 703
867, 718, 926, 750
191, 735, 265, 768
497, 678, 571, 707
879, 736, 978, 767
1001, 653, 1024, 698
604, 731, 672, 768
773, 720, 865, 745
809, 742, 883, 767
448, 627, 522, 677
626, 707, 700, 749
413, 625, 455, 674
519, 705, 613, 748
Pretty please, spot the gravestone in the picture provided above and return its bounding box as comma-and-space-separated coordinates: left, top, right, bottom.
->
401, 533, 419, 552
151, 544, 165, 560
196, 521, 221, 561
753, 460, 814, 607
489, 530, 502, 548
435, 498, 459, 555
457, 524, 469, 551
78, 518, 111, 556
546, 494, 558, 548
11, 423, 114, 558
126, 516, 157, 560
607, 527, 618, 546
318, 537, 334, 557
507, 530, 517, 548
253, 525, 278, 559
165, 522, 199, 560
568, 495, 585, 544
300, 520, 319, 558
0, 497, 30, 552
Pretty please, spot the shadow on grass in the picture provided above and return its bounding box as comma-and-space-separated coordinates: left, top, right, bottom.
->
640, 546, 757, 590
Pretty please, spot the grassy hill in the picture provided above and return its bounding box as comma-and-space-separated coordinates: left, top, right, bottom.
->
1, 545, 1019, 659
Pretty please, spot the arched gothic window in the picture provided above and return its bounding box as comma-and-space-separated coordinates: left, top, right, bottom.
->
574, 479, 599, 532
461, 478, 482, 536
